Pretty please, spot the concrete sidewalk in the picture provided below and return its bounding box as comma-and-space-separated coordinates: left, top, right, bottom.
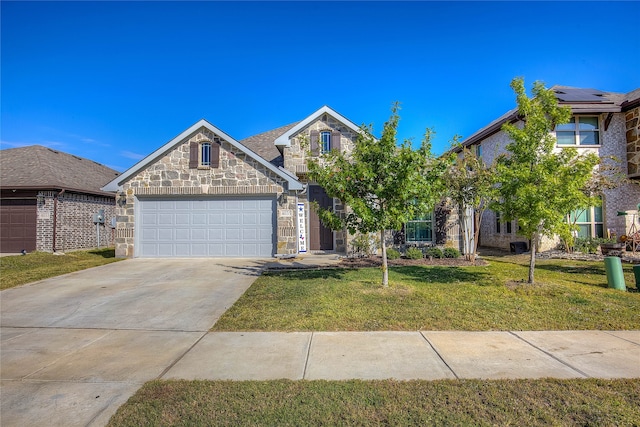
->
164, 330, 640, 381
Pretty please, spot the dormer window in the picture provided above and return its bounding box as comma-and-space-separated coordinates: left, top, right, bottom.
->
556, 116, 600, 146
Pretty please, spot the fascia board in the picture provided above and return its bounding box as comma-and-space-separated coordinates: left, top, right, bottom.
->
274, 105, 361, 147
102, 119, 302, 192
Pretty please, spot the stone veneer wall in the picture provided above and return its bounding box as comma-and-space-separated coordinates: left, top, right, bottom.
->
284, 115, 358, 254
626, 106, 640, 177
36, 191, 116, 252
114, 127, 298, 258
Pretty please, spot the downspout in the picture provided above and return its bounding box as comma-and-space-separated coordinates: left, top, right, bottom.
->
52, 189, 65, 252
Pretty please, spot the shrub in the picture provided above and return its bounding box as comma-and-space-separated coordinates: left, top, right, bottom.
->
424, 247, 443, 259
350, 233, 379, 257
443, 247, 461, 258
574, 237, 603, 254
405, 247, 424, 260
386, 248, 401, 260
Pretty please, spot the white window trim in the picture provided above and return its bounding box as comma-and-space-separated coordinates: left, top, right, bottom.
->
198, 141, 212, 169
320, 130, 331, 154
555, 115, 600, 147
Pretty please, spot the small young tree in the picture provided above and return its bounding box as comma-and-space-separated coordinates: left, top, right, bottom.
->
493, 77, 600, 284
307, 103, 450, 287
445, 143, 497, 261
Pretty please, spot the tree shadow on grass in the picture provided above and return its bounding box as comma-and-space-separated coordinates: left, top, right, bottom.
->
88, 248, 116, 258
534, 263, 609, 288
263, 268, 349, 280
390, 266, 492, 285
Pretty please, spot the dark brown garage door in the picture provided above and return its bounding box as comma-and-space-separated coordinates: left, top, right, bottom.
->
0, 199, 37, 253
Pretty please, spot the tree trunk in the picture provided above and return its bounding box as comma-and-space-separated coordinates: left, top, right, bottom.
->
528, 233, 537, 284
380, 229, 389, 288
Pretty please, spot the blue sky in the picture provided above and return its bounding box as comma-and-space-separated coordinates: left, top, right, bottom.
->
2, 1, 639, 172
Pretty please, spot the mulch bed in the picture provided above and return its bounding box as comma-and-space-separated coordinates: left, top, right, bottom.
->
340, 256, 487, 268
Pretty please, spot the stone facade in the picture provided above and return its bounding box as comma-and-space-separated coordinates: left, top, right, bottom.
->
113, 127, 297, 258
284, 114, 359, 254
626, 106, 640, 178
36, 191, 116, 252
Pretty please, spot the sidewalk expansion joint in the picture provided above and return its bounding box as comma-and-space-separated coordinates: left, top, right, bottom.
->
603, 330, 640, 346
302, 332, 314, 380
156, 331, 209, 380
419, 331, 459, 379
508, 331, 590, 378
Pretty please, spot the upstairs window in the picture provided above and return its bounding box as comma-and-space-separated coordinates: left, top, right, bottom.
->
556, 116, 600, 146
406, 212, 433, 242
320, 131, 331, 154
201, 142, 212, 167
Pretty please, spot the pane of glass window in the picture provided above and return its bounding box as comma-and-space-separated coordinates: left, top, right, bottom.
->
574, 208, 590, 223
579, 131, 599, 145
577, 224, 590, 238
594, 206, 603, 222
320, 132, 331, 153
595, 224, 604, 238
201, 143, 211, 166
578, 117, 598, 130
555, 117, 575, 131
506, 221, 512, 234
556, 131, 575, 145
406, 223, 416, 241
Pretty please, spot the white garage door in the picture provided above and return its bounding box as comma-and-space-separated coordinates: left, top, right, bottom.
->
138, 197, 275, 257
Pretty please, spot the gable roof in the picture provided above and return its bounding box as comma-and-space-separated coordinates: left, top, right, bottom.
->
102, 119, 303, 192
240, 122, 299, 167
274, 105, 361, 147
457, 85, 639, 150
0, 145, 120, 196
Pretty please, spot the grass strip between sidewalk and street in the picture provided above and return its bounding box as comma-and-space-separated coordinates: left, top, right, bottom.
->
212, 257, 640, 331
108, 378, 640, 427
0, 248, 122, 290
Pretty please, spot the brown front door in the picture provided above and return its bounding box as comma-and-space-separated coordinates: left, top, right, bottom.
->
308, 185, 333, 251
0, 198, 37, 253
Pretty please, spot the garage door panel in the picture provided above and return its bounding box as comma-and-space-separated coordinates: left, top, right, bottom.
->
138, 197, 274, 257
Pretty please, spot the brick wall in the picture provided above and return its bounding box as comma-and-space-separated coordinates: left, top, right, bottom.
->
36, 191, 116, 252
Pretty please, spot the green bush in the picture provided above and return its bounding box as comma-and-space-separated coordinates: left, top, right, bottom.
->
386, 248, 401, 260
443, 247, 461, 258
574, 237, 609, 254
405, 247, 424, 260
424, 247, 443, 259
350, 233, 379, 257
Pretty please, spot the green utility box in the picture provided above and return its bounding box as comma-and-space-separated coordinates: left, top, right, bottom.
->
633, 265, 640, 288
604, 257, 626, 291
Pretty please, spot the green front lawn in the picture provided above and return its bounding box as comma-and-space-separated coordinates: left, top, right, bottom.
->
213, 256, 639, 331
0, 248, 122, 290
108, 379, 640, 427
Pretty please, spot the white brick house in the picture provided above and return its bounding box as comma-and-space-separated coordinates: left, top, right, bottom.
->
102, 106, 361, 258
456, 86, 640, 251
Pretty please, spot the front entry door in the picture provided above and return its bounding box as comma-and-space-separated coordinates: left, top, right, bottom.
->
308, 185, 334, 251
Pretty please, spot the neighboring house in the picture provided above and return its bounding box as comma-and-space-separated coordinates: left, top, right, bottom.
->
0, 145, 120, 253
102, 106, 361, 258
456, 86, 640, 251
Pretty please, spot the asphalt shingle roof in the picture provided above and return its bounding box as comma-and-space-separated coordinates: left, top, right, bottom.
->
240, 122, 299, 167
0, 145, 120, 196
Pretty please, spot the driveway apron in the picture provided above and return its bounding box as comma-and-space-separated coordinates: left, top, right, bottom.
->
0, 258, 265, 427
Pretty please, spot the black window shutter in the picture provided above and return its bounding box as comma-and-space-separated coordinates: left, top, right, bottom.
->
331, 131, 341, 152
310, 130, 319, 155
189, 141, 199, 168
211, 142, 220, 168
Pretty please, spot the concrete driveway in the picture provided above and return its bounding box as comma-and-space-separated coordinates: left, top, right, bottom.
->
0, 258, 266, 427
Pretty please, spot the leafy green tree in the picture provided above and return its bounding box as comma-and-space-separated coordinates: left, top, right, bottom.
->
493, 78, 599, 284
445, 143, 497, 261
308, 104, 450, 287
